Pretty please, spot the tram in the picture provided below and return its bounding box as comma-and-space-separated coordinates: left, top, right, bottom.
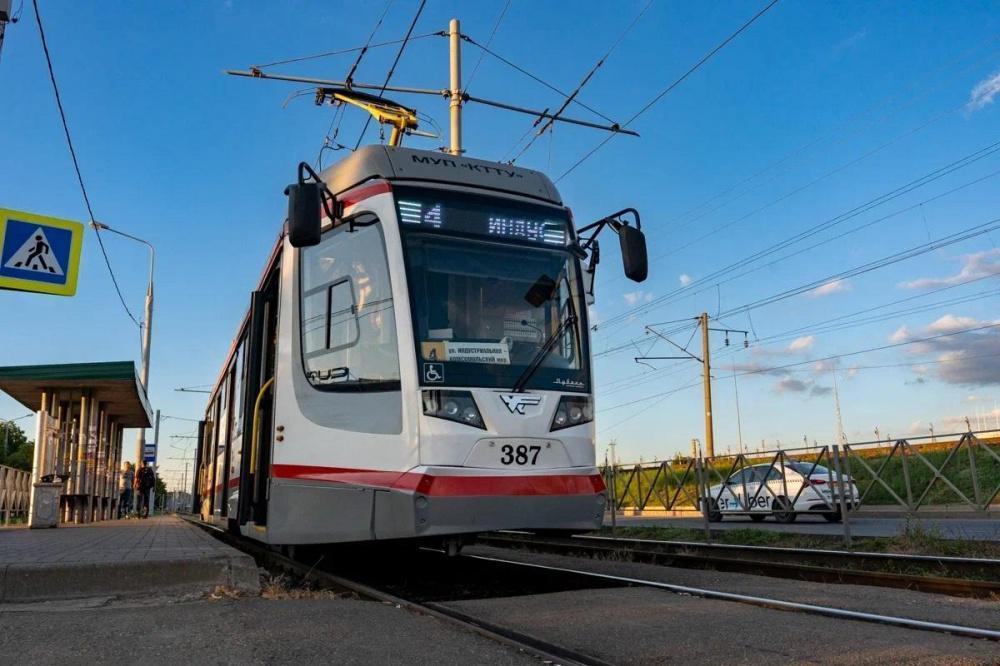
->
193, 145, 647, 546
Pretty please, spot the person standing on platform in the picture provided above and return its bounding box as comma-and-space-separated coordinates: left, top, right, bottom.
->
118, 461, 134, 519
136, 462, 156, 518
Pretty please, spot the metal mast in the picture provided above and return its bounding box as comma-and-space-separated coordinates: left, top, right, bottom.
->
448, 18, 463, 155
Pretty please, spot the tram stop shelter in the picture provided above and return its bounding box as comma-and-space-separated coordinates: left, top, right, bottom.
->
0, 361, 151, 527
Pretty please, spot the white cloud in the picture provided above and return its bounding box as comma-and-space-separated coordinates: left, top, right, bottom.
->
900, 313, 1000, 386
900, 249, 1000, 290
967, 69, 1000, 112
678, 274, 692, 287
788, 335, 815, 352
844, 366, 859, 379
809, 279, 851, 298
926, 314, 983, 334
889, 325, 910, 343
623, 290, 653, 306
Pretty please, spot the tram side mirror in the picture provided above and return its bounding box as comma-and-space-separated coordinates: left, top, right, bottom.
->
619, 224, 648, 283
524, 274, 557, 307
285, 182, 322, 248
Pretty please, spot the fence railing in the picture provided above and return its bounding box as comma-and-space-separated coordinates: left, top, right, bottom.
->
0, 464, 30, 525
602, 431, 1000, 517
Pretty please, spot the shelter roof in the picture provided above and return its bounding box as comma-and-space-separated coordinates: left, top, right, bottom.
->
0, 361, 152, 427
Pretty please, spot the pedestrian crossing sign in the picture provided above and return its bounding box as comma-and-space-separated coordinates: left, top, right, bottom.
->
0, 208, 83, 296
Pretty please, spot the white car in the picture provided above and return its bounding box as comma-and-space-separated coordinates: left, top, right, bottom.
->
703, 462, 859, 523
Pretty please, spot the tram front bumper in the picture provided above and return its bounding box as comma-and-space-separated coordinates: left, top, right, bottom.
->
408, 491, 606, 536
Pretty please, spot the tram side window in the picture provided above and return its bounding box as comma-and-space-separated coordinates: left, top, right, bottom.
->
300, 215, 400, 389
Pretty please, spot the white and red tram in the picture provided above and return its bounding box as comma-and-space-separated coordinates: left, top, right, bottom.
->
193, 146, 647, 546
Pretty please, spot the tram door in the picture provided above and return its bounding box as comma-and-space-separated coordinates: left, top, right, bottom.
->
238, 267, 279, 527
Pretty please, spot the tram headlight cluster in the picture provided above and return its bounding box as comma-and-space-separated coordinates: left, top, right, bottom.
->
550, 396, 593, 431
422, 390, 486, 430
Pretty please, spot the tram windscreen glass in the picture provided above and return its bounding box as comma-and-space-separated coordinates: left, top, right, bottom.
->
394, 187, 570, 246
397, 188, 590, 392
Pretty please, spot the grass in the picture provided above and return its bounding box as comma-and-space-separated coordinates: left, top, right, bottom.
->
597, 524, 1000, 560
606, 437, 1000, 512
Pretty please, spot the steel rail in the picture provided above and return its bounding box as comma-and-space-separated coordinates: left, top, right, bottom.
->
576, 533, 1000, 567
467, 553, 1000, 642
183, 517, 607, 666
480, 533, 1000, 597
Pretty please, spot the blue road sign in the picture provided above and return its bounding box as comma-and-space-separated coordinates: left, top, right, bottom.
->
0, 208, 83, 296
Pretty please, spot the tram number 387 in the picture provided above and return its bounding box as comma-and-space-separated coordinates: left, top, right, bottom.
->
500, 444, 542, 465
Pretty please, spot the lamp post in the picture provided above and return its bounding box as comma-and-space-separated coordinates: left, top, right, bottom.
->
90, 222, 155, 491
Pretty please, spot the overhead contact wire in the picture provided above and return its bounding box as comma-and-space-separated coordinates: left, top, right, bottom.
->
556, 0, 781, 182
32, 0, 140, 327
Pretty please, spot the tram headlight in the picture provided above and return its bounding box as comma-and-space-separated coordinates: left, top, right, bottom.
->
550, 395, 593, 431
422, 390, 486, 430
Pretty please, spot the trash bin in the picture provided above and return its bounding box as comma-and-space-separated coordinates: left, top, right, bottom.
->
29, 481, 63, 528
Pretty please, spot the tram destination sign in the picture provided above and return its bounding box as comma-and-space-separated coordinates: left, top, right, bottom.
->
394, 187, 569, 247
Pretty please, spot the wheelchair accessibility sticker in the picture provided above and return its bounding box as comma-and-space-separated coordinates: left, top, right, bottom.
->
423, 363, 444, 383
0, 209, 83, 296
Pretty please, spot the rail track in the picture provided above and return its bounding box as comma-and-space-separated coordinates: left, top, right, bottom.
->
185, 518, 611, 666
185, 516, 1000, 664
478, 532, 1000, 598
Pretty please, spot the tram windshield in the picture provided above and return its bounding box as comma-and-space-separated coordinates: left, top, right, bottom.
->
396, 187, 590, 392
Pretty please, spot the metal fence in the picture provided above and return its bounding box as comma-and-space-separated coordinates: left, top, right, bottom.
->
603, 431, 1000, 518
0, 464, 30, 525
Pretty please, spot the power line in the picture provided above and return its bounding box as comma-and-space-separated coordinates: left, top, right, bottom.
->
252, 31, 442, 70
596, 140, 1000, 332
31, 0, 140, 328
345, 1, 396, 86
599, 271, 1000, 396
464, 36, 618, 129
599, 322, 1000, 428
663, 36, 1000, 232
464, 0, 511, 92
556, 0, 781, 182
595, 206, 1000, 361
354, 0, 426, 150
318, 0, 395, 167
509, 0, 651, 163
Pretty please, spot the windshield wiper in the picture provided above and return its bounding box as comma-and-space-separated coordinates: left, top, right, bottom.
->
511, 313, 577, 393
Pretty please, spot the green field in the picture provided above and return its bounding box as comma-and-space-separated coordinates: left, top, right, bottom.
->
605, 436, 1000, 512
596, 524, 1000, 560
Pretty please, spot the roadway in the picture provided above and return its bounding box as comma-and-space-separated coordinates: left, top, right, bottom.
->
610, 513, 1000, 541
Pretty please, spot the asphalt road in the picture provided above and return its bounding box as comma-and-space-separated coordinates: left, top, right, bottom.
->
610, 514, 1000, 541
0, 595, 534, 665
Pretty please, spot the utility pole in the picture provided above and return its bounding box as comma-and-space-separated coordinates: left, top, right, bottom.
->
929, 422, 935, 442
832, 369, 847, 446
639, 314, 747, 460
90, 222, 154, 475
699, 312, 714, 457
732, 369, 745, 455
448, 18, 463, 156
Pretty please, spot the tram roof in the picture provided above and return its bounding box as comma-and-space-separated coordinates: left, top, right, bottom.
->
0, 361, 152, 427
320, 145, 563, 205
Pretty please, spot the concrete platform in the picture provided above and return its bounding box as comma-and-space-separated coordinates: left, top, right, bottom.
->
0, 514, 259, 602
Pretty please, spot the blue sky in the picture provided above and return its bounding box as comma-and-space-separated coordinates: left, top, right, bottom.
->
1, 1, 999, 487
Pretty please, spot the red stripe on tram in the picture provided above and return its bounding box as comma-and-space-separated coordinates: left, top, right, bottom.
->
270, 464, 605, 497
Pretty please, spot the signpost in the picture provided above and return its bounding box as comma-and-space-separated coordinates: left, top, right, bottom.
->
0, 208, 83, 296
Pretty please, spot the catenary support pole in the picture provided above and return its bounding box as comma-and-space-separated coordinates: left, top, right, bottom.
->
134, 277, 154, 479
700, 313, 715, 457
149, 409, 160, 517
448, 17, 462, 156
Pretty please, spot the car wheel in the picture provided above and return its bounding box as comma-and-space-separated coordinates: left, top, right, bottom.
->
749, 514, 766, 523
822, 510, 842, 523
702, 499, 723, 523
772, 497, 797, 524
